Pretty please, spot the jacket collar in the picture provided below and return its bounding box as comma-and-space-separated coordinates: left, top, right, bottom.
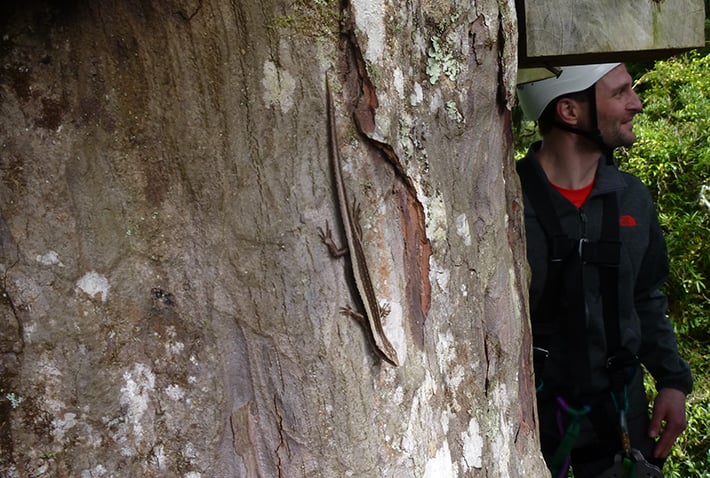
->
590, 150, 627, 198
524, 141, 627, 198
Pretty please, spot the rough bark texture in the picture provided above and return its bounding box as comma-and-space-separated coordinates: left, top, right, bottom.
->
0, 0, 548, 476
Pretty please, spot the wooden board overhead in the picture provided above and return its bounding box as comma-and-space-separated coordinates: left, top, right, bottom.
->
517, 0, 706, 67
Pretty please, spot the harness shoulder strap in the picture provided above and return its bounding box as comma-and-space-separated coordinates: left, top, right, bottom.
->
516, 157, 574, 257
517, 157, 590, 394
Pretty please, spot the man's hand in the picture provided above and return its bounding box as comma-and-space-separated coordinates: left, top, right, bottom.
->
648, 388, 688, 459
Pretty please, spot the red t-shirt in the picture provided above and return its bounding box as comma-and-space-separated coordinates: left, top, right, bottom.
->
551, 180, 595, 208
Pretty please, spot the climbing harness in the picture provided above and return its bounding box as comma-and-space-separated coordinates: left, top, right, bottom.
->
517, 155, 650, 476
517, 155, 628, 394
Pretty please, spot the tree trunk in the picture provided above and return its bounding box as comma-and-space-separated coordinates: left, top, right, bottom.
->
0, 0, 548, 476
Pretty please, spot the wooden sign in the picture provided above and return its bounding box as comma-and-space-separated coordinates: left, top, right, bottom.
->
518, 0, 706, 67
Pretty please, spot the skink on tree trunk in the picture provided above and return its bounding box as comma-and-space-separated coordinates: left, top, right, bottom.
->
319, 75, 400, 367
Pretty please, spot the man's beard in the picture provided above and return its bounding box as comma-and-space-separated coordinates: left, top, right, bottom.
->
601, 123, 636, 149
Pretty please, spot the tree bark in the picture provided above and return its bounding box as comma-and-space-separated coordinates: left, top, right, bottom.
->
0, 0, 548, 476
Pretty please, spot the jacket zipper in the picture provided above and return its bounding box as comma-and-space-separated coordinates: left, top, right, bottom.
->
579, 208, 588, 239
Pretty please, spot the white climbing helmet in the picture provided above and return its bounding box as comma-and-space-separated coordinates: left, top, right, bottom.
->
517, 63, 621, 120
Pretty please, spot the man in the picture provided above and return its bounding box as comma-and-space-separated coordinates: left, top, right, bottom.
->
516, 63, 692, 477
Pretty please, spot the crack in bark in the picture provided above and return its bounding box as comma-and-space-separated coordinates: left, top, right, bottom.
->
469, 15, 487, 67
273, 395, 285, 478
174, 0, 203, 22
483, 336, 491, 395
333, 0, 433, 341
338, 22, 417, 197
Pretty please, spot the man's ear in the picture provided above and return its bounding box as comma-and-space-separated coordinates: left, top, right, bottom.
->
556, 98, 583, 125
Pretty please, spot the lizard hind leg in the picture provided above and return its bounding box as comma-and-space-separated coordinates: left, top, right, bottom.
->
340, 305, 366, 324
319, 221, 348, 257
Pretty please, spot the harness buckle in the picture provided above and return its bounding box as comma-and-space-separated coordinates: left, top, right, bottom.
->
606, 350, 639, 371
596, 449, 663, 478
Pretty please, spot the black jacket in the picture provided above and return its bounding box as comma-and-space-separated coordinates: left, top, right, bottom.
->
519, 142, 692, 398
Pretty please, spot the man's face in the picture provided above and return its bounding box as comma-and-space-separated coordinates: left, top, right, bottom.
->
594, 64, 644, 148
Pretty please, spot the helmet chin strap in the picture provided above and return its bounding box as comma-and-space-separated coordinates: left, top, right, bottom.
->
552, 86, 615, 164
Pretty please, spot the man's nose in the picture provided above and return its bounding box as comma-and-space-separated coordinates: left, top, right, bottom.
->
629, 90, 643, 113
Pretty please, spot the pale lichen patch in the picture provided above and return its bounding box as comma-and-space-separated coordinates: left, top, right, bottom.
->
35, 250, 64, 266
351, 0, 385, 63
488, 382, 514, 472
51, 412, 77, 442
423, 440, 455, 477
81, 465, 108, 478
460, 417, 483, 471
393, 67, 405, 98
445, 100, 464, 123
436, 330, 456, 372
164, 326, 185, 356
454, 213, 471, 246
118, 363, 156, 449
401, 371, 438, 453
165, 384, 186, 401
410, 82, 424, 106
426, 35, 464, 85
75, 271, 110, 302
382, 300, 407, 365
424, 193, 448, 246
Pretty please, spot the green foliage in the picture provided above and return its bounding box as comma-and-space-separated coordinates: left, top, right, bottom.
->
620, 52, 710, 336
619, 51, 710, 476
